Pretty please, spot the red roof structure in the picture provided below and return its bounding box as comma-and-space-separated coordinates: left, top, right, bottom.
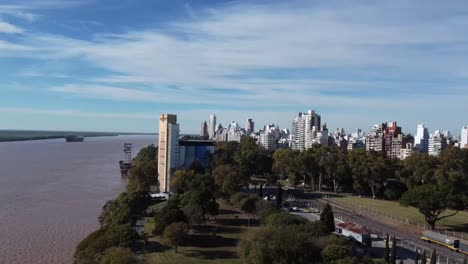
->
337, 222, 370, 235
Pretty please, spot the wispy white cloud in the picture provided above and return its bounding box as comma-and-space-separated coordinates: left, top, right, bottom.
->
2, 0, 468, 132
0, 107, 155, 119
0, 21, 23, 33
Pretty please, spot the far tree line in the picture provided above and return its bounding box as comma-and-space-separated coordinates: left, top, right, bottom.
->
209, 137, 468, 229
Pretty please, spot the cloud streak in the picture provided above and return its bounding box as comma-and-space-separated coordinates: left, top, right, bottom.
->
0, 21, 23, 34
1, 0, 468, 132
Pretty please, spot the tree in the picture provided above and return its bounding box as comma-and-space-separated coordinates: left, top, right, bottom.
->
213, 164, 241, 198
297, 148, 320, 190
384, 234, 390, 263
264, 212, 308, 227
162, 222, 189, 253
213, 141, 240, 168
348, 149, 370, 196
99, 247, 137, 264
391, 236, 397, 264
153, 203, 187, 235
170, 170, 195, 194
321, 244, 352, 263
240, 196, 258, 226
421, 251, 427, 264
107, 224, 138, 247
276, 184, 283, 210
182, 175, 219, 218
230, 192, 249, 207
400, 184, 465, 229
429, 249, 436, 264
127, 145, 158, 193
235, 137, 264, 185
273, 148, 300, 186
320, 203, 335, 232
238, 225, 321, 264
367, 150, 389, 199
397, 153, 438, 188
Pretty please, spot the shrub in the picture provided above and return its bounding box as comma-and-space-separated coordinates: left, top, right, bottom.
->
230, 192, 249, 207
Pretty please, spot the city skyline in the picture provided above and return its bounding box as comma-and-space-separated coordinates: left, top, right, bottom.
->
1, 1, 468, 133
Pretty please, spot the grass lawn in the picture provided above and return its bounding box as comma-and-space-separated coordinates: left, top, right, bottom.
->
327, 193, 468, 235
142, 199, 252, 264
144, 225, 249, 264
146, 201, 167, 213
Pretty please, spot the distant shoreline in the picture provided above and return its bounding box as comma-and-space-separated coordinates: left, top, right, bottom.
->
0, 130, 157, 142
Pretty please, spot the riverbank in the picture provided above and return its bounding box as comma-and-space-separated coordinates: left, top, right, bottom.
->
0, 130, 157, 142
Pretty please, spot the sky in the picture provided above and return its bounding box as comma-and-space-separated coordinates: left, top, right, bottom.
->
0, 0, 468, 134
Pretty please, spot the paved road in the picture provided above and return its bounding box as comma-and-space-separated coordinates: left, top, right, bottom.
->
272, 187, 466, 264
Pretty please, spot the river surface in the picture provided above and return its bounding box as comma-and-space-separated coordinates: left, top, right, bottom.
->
0, 135, 157, 264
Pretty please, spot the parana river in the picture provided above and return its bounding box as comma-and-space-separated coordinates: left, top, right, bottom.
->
0, 135, 157, 264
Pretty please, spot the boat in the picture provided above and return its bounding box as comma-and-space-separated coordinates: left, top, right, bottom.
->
65, 136, 84, 142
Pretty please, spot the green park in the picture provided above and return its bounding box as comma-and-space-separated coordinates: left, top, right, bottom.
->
73, 138, 468, 264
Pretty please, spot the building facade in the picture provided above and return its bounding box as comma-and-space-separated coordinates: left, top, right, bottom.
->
208, 114, 216, 140
461, 126, 468, 149
158, 114, 179, 193
428, 130, 447, 156
245, 118, 254, 135
415, 124, 429, 153
291, 110, 321, 150
200, 121, 208, 138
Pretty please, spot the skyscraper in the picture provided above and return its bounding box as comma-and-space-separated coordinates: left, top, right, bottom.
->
461, 126, 468, 149
428, 130, 447, 156
200, 121, 208, 138
291, 110, 321, 150
158, 114, 179, 193
208, 114, 216, 140
415, 124, 429, 153
245, 118, 254, 134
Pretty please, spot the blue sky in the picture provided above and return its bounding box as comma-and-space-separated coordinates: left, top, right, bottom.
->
1, 0, 468, 134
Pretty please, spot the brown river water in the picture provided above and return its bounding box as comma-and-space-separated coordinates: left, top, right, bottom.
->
0, 135, 157, 264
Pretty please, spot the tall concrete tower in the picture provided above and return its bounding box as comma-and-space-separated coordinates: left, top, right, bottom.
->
245, 118, 254, 134
208, 114, 216, 139
461, 126, 468, 149
414, 124, 429, 153
158, 114, 179, 193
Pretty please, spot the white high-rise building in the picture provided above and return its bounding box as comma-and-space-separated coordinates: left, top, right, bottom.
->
414, 124, 429, 153
258, 124, 280, 150
291, 110, 321, 150
208, 114, 216, 140
428, 130, 447, 156
245, 118, 254, 135
158, 114, 179, 193
461, 126, 468, 149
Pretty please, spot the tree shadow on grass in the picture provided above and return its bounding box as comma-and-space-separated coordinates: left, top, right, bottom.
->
143, 240, 171, 253
218, 209, 240, 215
183, 249, 238, 260
184, 234, 239, 248
446, 223, 468, 234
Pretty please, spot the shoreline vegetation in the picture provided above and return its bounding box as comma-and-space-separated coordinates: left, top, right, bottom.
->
74, 138, 467, 264
0, 130, 157, 142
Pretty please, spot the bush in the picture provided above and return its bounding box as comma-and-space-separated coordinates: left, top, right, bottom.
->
263, 212, 308, 227
74, 228, 112, 264
256, 200, 277, 223
321, 244, 352, 263
230, 192, 249, 207
153, 204, 187, 235
99, 247, 137, 264
384, 188, 403, 200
